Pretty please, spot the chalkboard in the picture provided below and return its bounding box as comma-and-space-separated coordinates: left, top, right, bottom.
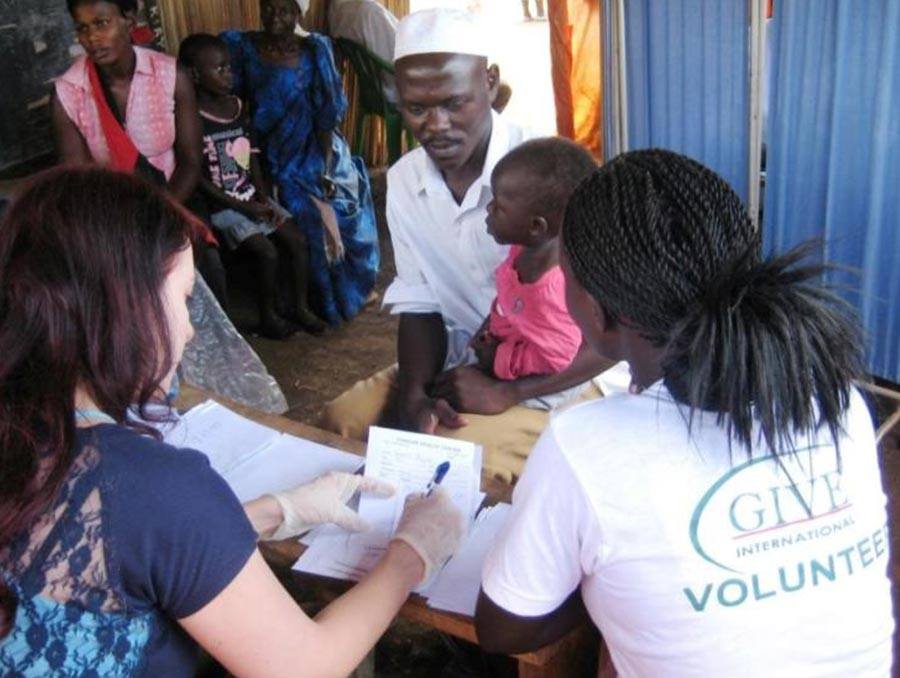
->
0, 0, 78, 172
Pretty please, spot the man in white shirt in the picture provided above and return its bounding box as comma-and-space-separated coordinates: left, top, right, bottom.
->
327, 0, 399, 102
321, 8, 607, 481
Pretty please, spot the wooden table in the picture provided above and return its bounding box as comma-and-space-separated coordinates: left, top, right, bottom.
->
179, 385, 598, 677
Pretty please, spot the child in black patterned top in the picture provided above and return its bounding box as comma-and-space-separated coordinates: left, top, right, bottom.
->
180, 33, 326, 338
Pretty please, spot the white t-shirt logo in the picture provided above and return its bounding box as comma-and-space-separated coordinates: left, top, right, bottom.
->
684, 445, 888, 611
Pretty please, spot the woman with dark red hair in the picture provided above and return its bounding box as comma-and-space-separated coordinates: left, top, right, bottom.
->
0, 168, 462, 676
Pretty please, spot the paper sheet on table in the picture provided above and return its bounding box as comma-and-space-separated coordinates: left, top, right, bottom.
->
223, 433, 363, 503
592, 360, 632, 396
426, 503, 511, 616
294, 426, 483, 588
160, 399, 279, 476
360, 426, 483, 533
155, 400, 362, 503
299, 491, 486, 547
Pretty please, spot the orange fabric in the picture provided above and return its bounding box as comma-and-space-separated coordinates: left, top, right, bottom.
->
549, 0, 602, 160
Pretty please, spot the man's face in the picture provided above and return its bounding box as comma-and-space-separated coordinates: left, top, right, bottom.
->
395, 53, 496, 173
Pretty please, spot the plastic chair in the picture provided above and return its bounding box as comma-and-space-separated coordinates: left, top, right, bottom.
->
335, 37, 412, 166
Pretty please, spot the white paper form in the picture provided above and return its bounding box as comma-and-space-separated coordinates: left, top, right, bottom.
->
361, 426, 483, 533
298, 490, 486, 547
426, 503, 512, 616
223, 434, 363, 503
161, 399, 279, 476
294, 427, 483, 586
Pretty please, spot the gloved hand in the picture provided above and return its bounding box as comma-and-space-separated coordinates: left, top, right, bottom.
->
390, 488, 464, 582
265, 471, 395, 540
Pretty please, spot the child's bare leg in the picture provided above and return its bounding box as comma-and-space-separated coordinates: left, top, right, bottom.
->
240, 233, 295, 340
270, 223, 327, 335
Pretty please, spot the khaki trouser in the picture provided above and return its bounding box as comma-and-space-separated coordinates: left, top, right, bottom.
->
320, 365, 600, 484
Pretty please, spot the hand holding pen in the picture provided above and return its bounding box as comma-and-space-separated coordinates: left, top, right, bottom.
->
426, 461, 450, 496
390, 461, 462, 582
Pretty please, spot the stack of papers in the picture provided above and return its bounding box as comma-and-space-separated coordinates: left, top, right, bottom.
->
159, 400, 363, 501
294, 426, 484, 589
160, 400, 279, 476
224, 434, 363, 504
425, 502, 512, 616
153, 402, 513, 617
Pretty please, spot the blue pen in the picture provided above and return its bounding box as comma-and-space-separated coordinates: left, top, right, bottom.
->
425, 461, 451, 496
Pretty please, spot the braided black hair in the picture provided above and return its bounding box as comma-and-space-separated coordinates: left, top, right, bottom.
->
493, 137, 597, 219
563, 149, 865, 457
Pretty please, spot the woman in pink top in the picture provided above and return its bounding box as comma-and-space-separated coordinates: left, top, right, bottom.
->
49, 0, 286, 413
52, 0, 201, 203
51, 0, 230, 307
473, 138, 597, 380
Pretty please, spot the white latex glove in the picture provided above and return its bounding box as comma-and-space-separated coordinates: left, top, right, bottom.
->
266, 471, 394, 540
390, 488, 464, 582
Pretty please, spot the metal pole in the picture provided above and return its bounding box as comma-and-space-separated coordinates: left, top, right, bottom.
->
747, 0, 767, 230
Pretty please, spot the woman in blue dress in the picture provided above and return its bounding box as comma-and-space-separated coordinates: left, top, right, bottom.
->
221, 0, 379, 326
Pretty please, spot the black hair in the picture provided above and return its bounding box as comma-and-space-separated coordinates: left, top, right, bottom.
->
563, 148, 865, 457
66, 0, 137, 16
493, 137, 597, 218
178, 33, 227, 70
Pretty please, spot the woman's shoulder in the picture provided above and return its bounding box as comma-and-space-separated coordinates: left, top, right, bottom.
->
136, 45, 175, 65
221, 30, 261, 51
220, 29, 246, 41
88, 423, 250, 547
83, 424, 257, 622
303, 32, 331, 47
87, 423, 214, 486
135, 47, 178, 86
56, 54, 90, 88
549, 386, 675, 452
302, 32, 336, 59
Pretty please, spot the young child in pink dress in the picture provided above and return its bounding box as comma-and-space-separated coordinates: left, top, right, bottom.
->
473, 137, 597, 380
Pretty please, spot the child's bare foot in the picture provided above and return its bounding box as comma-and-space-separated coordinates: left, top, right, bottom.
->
259, 315, 297, 340
293, 307, 327, 335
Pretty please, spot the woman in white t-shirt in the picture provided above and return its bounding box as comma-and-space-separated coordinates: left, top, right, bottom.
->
475, 149, 893, 676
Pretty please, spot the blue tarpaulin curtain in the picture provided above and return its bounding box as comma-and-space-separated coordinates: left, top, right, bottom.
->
622, 0, 750, 201
764, 0, 900, 381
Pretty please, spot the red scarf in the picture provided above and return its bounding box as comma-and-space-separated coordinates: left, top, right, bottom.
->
87, 58, 139, 173
86, 58, 218, 247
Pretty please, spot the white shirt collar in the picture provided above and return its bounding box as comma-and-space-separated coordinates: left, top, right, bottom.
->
415, 110, 510, 204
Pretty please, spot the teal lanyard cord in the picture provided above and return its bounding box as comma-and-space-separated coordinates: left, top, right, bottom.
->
74, 409, 116, 425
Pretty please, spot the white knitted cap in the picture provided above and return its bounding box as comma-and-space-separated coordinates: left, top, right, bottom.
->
394, 8, 490, 62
